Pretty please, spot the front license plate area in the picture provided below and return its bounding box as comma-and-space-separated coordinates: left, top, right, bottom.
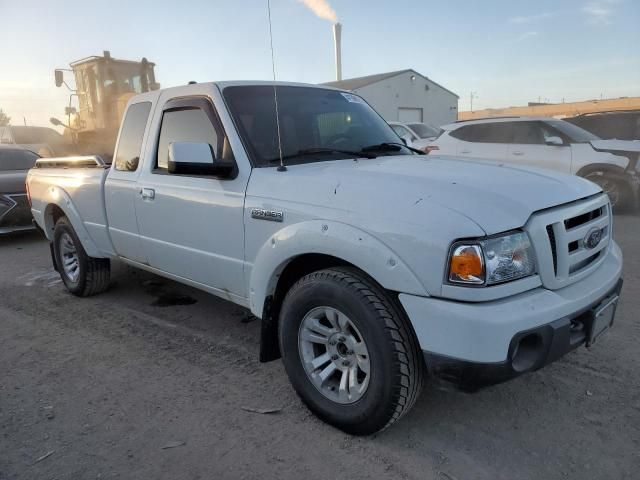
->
587, 295, 618, 346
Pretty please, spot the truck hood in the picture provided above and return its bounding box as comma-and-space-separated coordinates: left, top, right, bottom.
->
590, 139, 640, 154
271, 155, 602, 235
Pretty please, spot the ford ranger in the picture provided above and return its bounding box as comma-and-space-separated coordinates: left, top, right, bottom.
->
26, 81, 623, 435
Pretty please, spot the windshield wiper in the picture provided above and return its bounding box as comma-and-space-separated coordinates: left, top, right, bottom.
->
361, 142, 426, 155
267, 148, 376, 164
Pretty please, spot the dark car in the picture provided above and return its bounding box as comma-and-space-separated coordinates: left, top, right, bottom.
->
0, 146, 39, 234
566, 110, 640, 141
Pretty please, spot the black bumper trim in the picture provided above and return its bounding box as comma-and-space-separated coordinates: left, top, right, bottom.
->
423, 278, 623, 392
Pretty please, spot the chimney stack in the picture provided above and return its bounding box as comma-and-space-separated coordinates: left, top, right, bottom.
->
333, 23, 342, 81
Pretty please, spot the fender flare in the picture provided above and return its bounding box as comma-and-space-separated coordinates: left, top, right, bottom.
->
248, 220, 428, 317
42, 187, 104, 258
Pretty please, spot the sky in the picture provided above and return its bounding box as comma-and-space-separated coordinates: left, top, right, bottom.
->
0, 0, 638, 127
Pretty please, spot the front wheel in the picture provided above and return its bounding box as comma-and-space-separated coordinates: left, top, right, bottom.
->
53, 216, 111, 296
279, 267, 425, 435
584, 172, 629, 211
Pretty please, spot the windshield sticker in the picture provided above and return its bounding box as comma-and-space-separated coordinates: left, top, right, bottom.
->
341, 93, 365, 104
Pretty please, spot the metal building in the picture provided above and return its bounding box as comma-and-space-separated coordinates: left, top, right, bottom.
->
323, 69, 459, 127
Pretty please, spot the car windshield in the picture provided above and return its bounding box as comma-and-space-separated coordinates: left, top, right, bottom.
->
408, 123, 442, 138
545, 120, 601, 143
223, 85, 413, 166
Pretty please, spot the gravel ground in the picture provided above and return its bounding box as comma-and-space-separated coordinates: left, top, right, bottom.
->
1, 216, 639, 480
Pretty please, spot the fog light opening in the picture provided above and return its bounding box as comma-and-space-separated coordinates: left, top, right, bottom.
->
511, 333, 543, 372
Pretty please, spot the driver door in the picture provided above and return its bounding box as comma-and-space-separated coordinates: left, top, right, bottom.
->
134, 94, 249, 298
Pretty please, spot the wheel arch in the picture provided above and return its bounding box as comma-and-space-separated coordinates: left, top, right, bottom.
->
42, 193, 103, 258
251, 220, 428, 362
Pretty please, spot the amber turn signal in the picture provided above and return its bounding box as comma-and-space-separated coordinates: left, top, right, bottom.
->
449, 244, 484, 284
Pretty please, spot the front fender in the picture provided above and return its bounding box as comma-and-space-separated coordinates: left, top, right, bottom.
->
248, 220, 428, 317
41, 187, 104, 258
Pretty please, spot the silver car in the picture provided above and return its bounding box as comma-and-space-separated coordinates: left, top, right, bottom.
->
0, 146, 39, 234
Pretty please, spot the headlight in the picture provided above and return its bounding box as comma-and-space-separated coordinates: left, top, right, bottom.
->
448, 231, 536, 286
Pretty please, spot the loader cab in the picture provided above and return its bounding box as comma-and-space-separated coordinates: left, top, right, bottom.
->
54, 51, 159, 157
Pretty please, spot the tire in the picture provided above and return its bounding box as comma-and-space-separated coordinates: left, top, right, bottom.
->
279, 267, 425, 435
53, 216, 110, 297
583, 172, 630, 212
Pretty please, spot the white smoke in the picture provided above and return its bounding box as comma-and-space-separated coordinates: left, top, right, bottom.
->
297, 0, 338, 22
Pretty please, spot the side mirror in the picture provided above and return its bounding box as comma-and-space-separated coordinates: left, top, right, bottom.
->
150, 82, 161, 91
545, 136, 564, 146
55, 70, 64, 88
168, 142, 233, 176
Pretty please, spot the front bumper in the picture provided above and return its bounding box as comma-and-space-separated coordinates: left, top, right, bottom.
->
399, 242, 623, 390
423, 278, 622, 391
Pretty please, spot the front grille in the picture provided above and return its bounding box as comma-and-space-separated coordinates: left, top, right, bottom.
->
526, 194, 611, 290
546, 225, 558, 275
564, 207, 603, 230
0, 194, 32, 228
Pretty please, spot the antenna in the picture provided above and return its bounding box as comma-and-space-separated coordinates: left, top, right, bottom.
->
267, 0, 286, 172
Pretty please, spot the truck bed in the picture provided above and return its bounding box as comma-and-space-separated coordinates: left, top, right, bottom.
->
27, 156, 114, 257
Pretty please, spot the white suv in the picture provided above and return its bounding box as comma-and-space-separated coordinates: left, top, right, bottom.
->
429, 117, 639, 209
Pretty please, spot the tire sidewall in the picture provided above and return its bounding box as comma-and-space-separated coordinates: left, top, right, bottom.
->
53, 218, 88, 295
279, 273, 400, 433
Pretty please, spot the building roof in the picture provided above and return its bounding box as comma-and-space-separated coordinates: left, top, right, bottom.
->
458, 96, 640, 121
322, 69, 459, 98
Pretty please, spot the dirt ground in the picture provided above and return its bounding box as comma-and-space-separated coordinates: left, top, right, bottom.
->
1, 216, 639, 480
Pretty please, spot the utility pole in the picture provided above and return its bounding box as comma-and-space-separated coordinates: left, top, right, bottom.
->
470, 92, 477, 112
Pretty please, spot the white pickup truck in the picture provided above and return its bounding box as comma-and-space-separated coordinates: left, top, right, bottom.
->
27, 81, 623, 435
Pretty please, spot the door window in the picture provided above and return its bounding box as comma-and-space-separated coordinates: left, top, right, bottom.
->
450, 123, 510, 143
155, 102, 234, 171
509, 122, 545, 144
114, 102, 152, 171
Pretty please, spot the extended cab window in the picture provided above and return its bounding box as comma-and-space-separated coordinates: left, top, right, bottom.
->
114, 102, 152, 171
156, 105, 234, 171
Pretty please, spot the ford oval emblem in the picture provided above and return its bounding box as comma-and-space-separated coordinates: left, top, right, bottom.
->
583, 228, 603, 250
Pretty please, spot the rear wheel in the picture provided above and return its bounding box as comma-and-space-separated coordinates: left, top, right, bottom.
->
279, 267, 425, 435
53, 216, 110, 296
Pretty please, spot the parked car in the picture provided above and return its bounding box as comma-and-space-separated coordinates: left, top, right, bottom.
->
0, 146, 39, 234
428, 116, 640, 209
27, 82, 622, 435
0, 125, 73, 158
389, 121, 442, 151
565, 110, 640, 141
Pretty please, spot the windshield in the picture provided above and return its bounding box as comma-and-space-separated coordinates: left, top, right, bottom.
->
545, 120, 601, 143
407, 123, 442, 138
223, 85, 413, 166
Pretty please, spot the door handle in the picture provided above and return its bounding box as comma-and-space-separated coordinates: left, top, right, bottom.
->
460, 149, 471, 154
512, 151, 524, 156
140, 188, 155, 200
